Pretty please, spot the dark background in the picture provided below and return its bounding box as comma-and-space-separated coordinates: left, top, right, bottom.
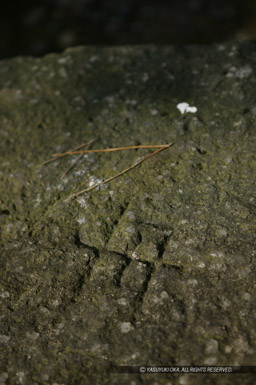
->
1, 0, 256, 59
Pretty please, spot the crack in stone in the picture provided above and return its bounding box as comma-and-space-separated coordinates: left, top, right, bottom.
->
111, 252, 131, 288
105, 200, 130, 244
156, 233, 170, 259
74, 231, 100, 259
131, 261, 154, 321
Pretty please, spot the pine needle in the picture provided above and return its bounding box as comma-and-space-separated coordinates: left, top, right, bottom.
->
64, 142, 175, 202
60, 154, 83, 179
41, 140, 95, 165
60, 140, 95, 179
53, 144, 170, 157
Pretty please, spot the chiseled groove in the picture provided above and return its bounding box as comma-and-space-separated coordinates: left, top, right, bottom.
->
157, 233, 170, 259
74, 231, 100, 258
112, 252, 131, 288
73, 231, 158, 307
132, 260, 154, 318
106, 200, 130, 245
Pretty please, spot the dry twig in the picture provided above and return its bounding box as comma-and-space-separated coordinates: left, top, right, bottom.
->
64, 142, 174, 202
42, 140, 175, 202
41, 139, 95, 165
53, 144, 170, 157
60, 140, 95, 179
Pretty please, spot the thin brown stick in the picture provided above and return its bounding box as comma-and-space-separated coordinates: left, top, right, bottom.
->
41, 140, 95, 165
64, 142, 175, 202
61, 154, 83, 179
60, 140, 95, 179
53, 144, 170, 157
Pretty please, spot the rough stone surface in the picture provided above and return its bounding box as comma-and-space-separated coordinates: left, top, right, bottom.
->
0, 41, 256, 384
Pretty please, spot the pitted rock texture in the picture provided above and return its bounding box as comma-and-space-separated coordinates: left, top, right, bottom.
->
0, 41, 256, 384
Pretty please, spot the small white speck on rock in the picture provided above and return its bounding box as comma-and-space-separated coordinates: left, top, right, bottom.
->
77, 217, 86, 225
205, 339, 219, 354
120, 322, 134, 333
0, 291, 10, 298
204, 356, 218, 365
0, 335, 10, 343
177, 102, 197, 114
117, 298, 127, 306
26, 331, 40, 340
235, 66, 252, 79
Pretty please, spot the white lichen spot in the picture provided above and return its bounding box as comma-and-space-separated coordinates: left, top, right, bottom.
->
233, 118, 243, 127
163, 230, 173, 237
206, 339, 219, 354
217, 44, 225, 51
235, 66, 253, 79
88, 176, 102, 187
16, 372, 25, 385
131, 251, 139, 260
0, 372, 8, 382
39, 306, 50, 314
150, 109, 158, 115
117, 298, 127, 306
0, 291, 10, 298
160, 291, 169, 300
73, 96, 85, 106
242, 292, 251, 301
216, 227, 228, 237
127, 211, 135, 220
26, 331, 39, 340
137, 262, 146, 270
204, 356, 217, 365
125, 99, 137, 106
187, 279, 198, 287
0, 335, 10, 343
224, 154, 233, 164
90, 55, 99, 63
177, 102, 197, 114
225, 345, 232, 353
142, 72, 149, 82
179, 375, 189, 385
59, 67, 67, 78
76, 196, 88, 208
120, 322, 134, 333
198, 262, 206, 268
77, 217, 86, 225
57, 57, 68, 64
91, 343, 102, 353
251, 106, 256, 116
126, 225, 136, 234
105, 95, 115, 105
239, 267, 251, 278
185, 238, 194, 246
34, 194, 41, 207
